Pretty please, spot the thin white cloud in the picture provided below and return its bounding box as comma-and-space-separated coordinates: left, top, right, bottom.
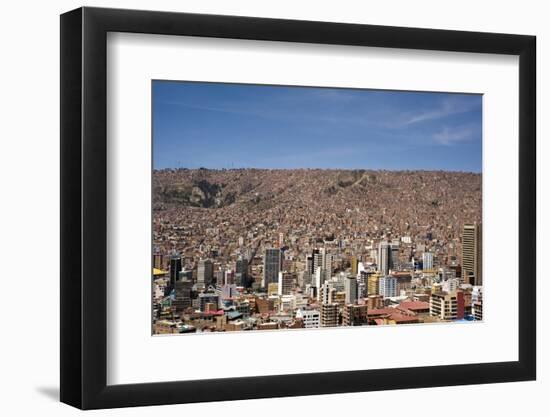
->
433, 126, 477, 146
401, 96, 479, 126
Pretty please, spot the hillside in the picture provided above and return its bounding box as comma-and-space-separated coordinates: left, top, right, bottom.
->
152, 168, 481, 263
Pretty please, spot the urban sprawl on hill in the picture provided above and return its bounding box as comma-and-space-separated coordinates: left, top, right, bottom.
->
152, 168, 482, 334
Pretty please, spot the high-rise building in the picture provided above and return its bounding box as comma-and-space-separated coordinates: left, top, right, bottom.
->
378, 241, 391, 275
472, 287, 483, 320
391, 239, 400, 270
312, 249, 322, 274
473, 299, 483, 321
306, 254, 314, 275
323, 252, 333, 274
236, 257, 248, 286
172, 280, 192, 312
379, 276, 398, 298
430, 291, 464, 321
197, 259, 213, 287
315, 268, 331, 295
215, 268, 225, 287
422, 252, 434, 271
311, 248, 331, 274
153, 250, 164, 270
312, 248, 332, 275
224, 270, 235, 285
358, 270, 369, 286
343, 304, 368, 326
350, 256, 359, 276
278, 232, 284, 247
263, 248, 282, 288
320, 303, 339, 327
462, 223, 482, 286
169, 253, 182, 289
357, 282, 367, 299
278, 272, 294, 296
301, 270, 313, 288
344, 276, 358, 305
320, 281, 336, 304
368, 273, 380, 295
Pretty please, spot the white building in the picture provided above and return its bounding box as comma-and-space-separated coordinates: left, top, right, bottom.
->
219, 283, 238, 300
379, 276, 398, 298
472, 286, 483, 304
422, 252, 434, 271
344, 275, 358, 304
291, 293, 308, 310
295, 309, 320, 328
442, 277, 460, 293
357, 261, 365, 275
279, 295, 294, 312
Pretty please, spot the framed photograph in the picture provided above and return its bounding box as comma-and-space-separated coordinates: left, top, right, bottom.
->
60, 6, 536, 410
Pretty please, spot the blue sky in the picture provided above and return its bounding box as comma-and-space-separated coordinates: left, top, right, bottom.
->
153, 81, 482, 172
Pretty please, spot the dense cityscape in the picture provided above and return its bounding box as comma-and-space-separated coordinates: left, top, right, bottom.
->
152, 168, 482, 335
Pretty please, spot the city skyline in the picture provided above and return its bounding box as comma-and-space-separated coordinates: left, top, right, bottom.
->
153, 81, 482, 172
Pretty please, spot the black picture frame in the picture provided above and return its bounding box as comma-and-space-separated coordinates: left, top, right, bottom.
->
60, 6, 536, 410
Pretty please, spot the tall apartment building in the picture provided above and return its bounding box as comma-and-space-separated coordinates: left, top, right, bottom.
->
344, 275, 358, 305
153, 250, 164, 270
235, 257, 248, 286
430, 291, 465, 321
320, 303, 339, 327
378, 241, 391, 275
379, 276, 398, 298
215, 268, 225, 288
422, 252, 434, 271
473, 300, 483, 321
472, 287, 483, 320
350, 255, 359, 276
172, 280, 193, 312
368, 273, 380, 296
315, 267, 331, 293
462, 223, 482, 286
343, 304, 368, 326
391, 239, 400, 269
320, 281, 336, 304
278, 272, 294, 296
197, 259, 213, 287
357, 282, 367, 299
313, 249, 323, 274
169, 253, 182, 289
263, 248, 282, 288
321, 249, 333, 273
